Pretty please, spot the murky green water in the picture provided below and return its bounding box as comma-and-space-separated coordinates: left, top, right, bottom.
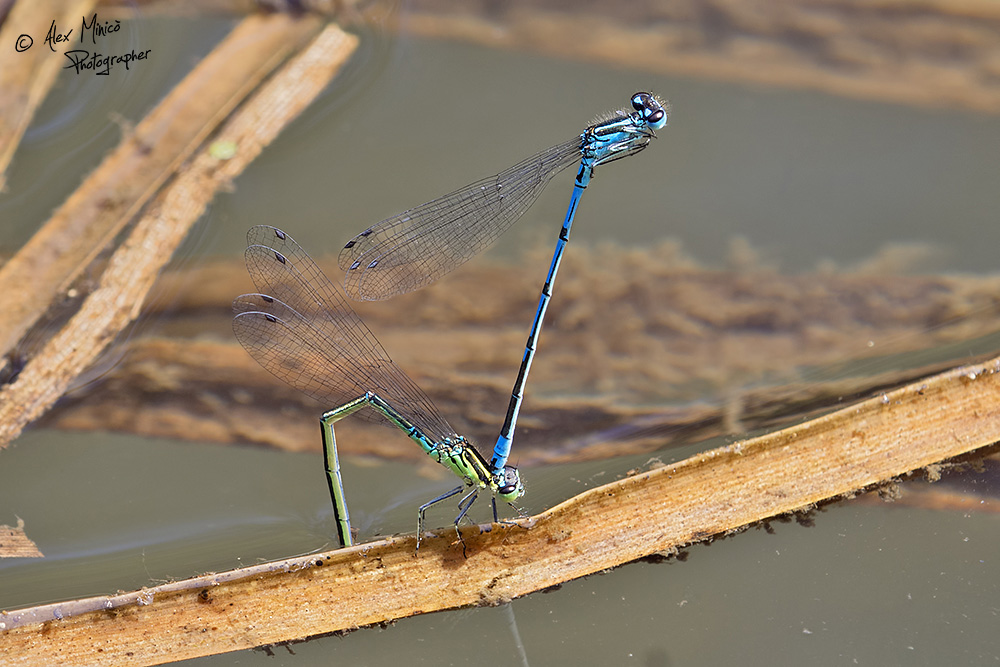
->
1, 8, 998, 666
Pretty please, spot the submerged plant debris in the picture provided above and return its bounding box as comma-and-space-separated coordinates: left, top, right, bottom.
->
0, 518, 43, 559
43, 238, 1000, 466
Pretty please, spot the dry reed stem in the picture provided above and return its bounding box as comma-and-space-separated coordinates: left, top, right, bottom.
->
0, 19, 358, 446
1, 353, 997, 665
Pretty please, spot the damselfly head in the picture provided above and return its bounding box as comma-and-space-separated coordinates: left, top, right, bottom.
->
631, 91, 669, 131
496, 465, 525, 501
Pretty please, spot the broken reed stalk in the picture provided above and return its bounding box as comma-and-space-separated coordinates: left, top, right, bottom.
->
0, 0, 98, 190
0, 18, 358, 446
2, 353, 998, 666
0, 10, 325, 368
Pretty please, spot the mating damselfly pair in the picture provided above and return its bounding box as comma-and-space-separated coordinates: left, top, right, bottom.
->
233, 92, 669, 549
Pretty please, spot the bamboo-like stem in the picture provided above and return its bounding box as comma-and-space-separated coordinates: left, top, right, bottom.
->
2, 354, 998, 665
0, 19, 358, 446
0, 12, 322, 366
0, 0, 97, 190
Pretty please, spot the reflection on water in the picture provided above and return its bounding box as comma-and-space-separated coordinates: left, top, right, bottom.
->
1, 5, 999, 665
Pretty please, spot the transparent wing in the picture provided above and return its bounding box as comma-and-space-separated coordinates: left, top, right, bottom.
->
233, 225, 454, 441
338, 137, 582, 301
